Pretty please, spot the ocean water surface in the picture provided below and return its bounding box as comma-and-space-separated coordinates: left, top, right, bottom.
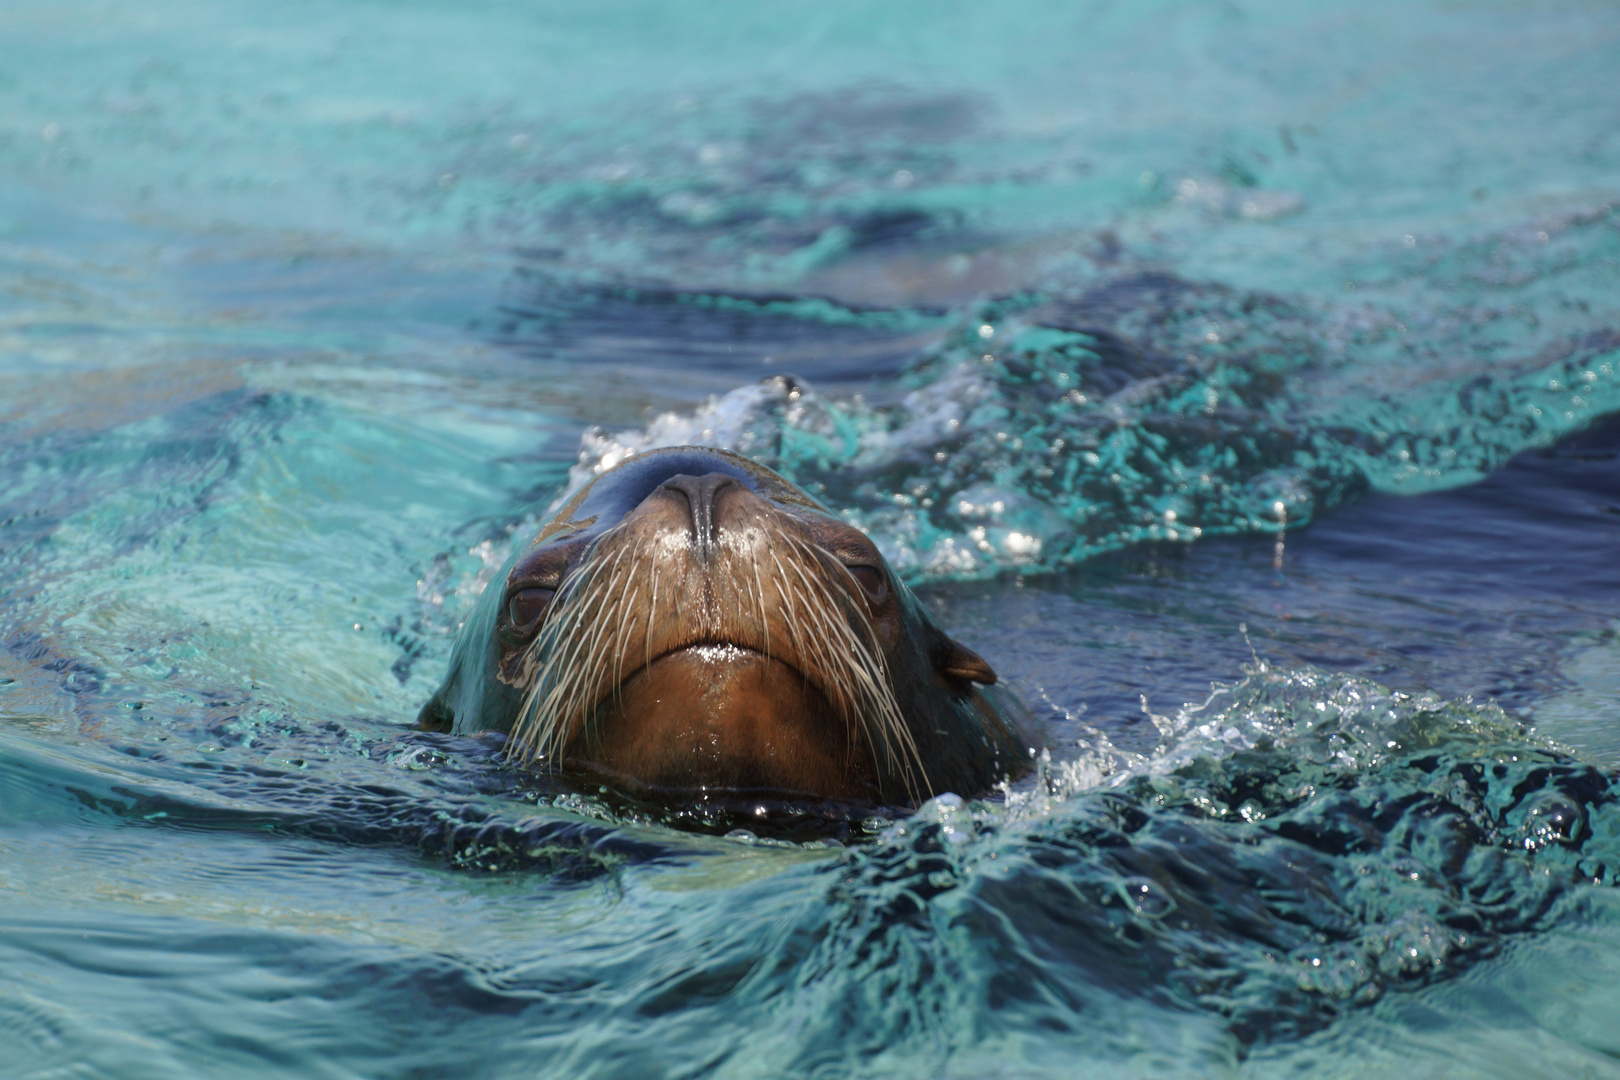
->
4, 1, 1620, 1075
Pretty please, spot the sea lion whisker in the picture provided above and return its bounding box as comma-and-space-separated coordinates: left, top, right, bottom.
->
513, 558, 617, 764
587, 538, 650, 727
766, 546, 826, 671
767, 538, 890, 787
529, 530, 648, 760
587, 543, 633, 672
540, 634, 598, 760
516, 655, 573, 763
574, 589, 619, 738
517, 640, 575, 762
765, 546, 824, 691
644, 570, 659, 674
775, 534, 868, 703
589, 564, 639, 738
748, 542, 771, 661
748, 543, 867, 778
515, 602, 592, 759
611, 547, 650, 705
562, 585, 622, 737
774, 532, 871, 684
776, 530, 925, 800
521, 614, 586, 748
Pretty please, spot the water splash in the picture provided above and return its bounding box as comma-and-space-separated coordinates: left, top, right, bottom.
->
786, 664, 1620, 1059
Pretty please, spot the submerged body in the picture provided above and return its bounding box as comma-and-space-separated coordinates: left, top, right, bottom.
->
420, 447, 1038, 805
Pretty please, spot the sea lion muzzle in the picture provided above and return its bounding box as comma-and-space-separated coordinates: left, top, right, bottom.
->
419, 447, 1038, 806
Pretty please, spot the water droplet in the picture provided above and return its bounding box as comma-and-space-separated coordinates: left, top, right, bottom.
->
1118, 876, 1176, 918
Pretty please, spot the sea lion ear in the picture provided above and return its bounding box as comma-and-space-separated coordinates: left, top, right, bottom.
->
937, 638, 997, 686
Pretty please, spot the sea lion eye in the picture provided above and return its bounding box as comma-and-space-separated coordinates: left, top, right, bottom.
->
507, 587, 556, 631
846, 565, 887, 601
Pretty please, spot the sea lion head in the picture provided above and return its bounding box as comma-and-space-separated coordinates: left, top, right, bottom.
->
419, 446, 1036, 806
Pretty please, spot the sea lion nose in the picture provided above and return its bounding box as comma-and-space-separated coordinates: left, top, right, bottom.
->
659, 472, 737, 562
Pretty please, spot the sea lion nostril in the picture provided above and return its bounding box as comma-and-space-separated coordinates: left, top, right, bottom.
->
659, 472, 736, 557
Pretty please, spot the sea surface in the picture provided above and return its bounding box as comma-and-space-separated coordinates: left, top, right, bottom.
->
3, 1, 1620, 1076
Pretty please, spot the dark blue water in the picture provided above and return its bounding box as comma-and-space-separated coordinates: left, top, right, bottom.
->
4, 1, 1620, 1076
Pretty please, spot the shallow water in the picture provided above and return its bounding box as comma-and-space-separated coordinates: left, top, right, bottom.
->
4, 0, 1620, 1076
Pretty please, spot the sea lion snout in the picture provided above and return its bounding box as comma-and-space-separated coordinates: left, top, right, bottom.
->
654, 471, 737, 563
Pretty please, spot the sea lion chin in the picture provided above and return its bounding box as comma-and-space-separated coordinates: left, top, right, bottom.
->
418, 446, 1040, 806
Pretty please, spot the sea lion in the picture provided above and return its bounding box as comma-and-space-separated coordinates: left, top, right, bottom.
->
419, 446, 1038, 806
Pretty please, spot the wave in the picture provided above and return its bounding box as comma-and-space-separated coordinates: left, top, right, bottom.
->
560, 204, 1620, 579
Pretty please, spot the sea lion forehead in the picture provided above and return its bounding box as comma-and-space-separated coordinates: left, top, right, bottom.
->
534, 447, 824, 548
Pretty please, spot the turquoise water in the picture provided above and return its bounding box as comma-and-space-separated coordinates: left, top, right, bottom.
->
5, 0, 1620, 1075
